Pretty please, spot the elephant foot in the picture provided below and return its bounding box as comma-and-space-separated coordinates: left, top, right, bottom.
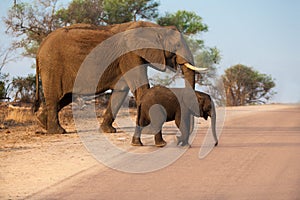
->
131, 137, 143, 146
100, 124, 117, 133
47, 126, 66, 134
177, 140, 190, 148
155, 140, 167, 147
155, 133, 167, 147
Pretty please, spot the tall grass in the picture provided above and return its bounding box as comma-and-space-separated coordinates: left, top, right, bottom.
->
5, 105, 35, 124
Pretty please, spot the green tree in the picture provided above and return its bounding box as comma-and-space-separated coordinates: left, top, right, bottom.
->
157, 10, 208, 35
0, 77, 9, 100
103, 0, 159, 24
0, 73, 10, 101
222, 64, 276, 106
56, 0, 104, 26
11, 74, 36, 103
56, 0, 159, 25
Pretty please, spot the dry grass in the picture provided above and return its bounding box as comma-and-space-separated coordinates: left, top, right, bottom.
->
4, 104, 36, 124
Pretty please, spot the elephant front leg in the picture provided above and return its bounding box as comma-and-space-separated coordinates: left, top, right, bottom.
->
46, 102, 66, 134
131, 126, 143, 146
101, 88, 129, 133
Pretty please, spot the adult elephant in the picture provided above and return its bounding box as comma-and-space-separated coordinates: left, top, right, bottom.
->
34, 21, 205, 134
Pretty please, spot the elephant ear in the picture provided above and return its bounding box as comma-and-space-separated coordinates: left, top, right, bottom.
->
123, 27, 166, 71
196, 92, 212, 120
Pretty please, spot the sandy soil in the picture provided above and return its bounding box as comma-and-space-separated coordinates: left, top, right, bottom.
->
0, 104, 172, 199
0, 104, 299, 199
0, 105, 96, 199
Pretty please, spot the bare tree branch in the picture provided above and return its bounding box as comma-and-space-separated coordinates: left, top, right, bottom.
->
0, 46, 17, 72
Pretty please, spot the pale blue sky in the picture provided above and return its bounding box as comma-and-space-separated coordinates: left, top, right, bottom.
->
1, 0, 300, 103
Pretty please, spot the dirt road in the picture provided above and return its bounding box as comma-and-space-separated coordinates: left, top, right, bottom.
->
20, 104, 299, 200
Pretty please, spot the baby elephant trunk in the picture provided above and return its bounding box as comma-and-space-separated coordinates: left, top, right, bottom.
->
210, 101, 218, 146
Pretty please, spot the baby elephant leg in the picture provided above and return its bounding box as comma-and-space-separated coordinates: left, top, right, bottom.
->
135, 104, 167, 147
175, 114, 191, 147
155, 131, 167, 147
132, 126, 143, 146
147, 104, 167, 147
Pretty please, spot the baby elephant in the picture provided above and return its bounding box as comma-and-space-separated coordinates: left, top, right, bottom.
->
131, 85, 218, 147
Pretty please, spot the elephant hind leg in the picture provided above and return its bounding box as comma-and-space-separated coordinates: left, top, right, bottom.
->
46, 93, 72, 134
147, 105, 167, 147
46, 100, 66, 134
154, 131, 167, 147
47, 110, 66, 134
36, 93, 72, 132
36, 107, 47, 129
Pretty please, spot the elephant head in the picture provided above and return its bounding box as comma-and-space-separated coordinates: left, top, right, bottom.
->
195, 92, 218, 146
120, 21, 206, 89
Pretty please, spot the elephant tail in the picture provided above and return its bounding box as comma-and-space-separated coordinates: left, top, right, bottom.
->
33, 57, 40, 113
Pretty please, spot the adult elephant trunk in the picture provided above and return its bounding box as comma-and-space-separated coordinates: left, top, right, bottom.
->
211, 100, 218, 146
175, 54, 207, 134
181, 64, 196, 89
176, 55, 207, 89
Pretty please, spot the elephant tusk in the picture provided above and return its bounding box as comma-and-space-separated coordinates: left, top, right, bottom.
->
184, 63, 208, 72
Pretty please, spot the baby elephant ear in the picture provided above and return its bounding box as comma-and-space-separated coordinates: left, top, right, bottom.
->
123, 27, 166, 71
182, 87, 200, 116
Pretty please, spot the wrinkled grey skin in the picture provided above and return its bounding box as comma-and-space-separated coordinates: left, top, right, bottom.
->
34, 21, 196, 134
132, 85, 218, 147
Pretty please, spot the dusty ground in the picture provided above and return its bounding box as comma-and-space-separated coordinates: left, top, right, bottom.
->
0, 104, 299, 199
0, 104, 94, 199
0, 103, 169, 199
